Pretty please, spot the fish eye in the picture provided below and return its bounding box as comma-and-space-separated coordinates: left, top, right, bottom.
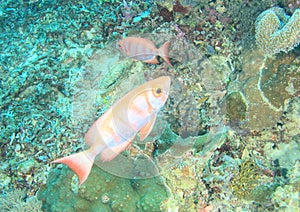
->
153, 87, 162, 97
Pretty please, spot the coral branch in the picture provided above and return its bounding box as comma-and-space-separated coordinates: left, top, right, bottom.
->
255, 7, 300, 56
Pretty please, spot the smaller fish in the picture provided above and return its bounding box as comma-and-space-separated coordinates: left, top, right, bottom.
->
118, 37, 172, 66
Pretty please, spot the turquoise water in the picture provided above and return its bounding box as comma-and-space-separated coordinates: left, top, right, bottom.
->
1, 1, 299, 211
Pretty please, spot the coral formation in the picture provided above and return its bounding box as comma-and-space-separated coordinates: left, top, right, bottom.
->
259, 52, 300, 109
224, 91, 248, 122
1, 0, 300, 211
281, 97, 300, 140
255, 7, 300, 56
267, 141, 300, 171
159, 125, 229, 211
0, 189, 42, 212
271, 160, 300, 211
226, 45, 300, 130
38, 165, 169, 212
159, 152, 210, 211
231, 159, 273, 200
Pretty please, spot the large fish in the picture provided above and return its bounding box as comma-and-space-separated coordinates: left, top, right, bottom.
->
52, 76, 171, 184
118, 37, 172, 66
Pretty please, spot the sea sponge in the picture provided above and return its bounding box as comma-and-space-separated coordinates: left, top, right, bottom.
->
255, 7, 300, 56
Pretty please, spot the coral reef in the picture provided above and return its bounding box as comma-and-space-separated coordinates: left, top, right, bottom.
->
255, 7, 300, 56
158, 126, 228, 211
199, 124, 299, 211
266, 141, 300, 171
37, 35, 233, 210
281, 97, 300, 140
0, 0, 155, 195
271, 160, 300, 211
230, 159, 275, 201
1, 0, 300, 211
224, 91, 248, 122
38, 165, 169, 212
0, 189, 42, 212
159, 154, 210, 211
225, 45, 300, 130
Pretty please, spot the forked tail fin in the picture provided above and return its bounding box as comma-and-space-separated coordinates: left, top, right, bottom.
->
51, 149, 96, 185
158, 41, 172, 66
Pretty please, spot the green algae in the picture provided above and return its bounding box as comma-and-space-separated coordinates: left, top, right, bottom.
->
249, 183, 279, 203
38, 165, 169, 212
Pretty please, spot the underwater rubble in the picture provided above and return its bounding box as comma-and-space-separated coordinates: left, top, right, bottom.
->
1, 0, 300, 211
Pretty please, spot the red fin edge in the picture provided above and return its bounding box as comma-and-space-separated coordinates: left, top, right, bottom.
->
158, 41, 172, 66
52, 150, 96, 185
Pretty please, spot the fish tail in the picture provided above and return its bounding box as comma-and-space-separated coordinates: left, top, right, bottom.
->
158, 41, 172, 66
51, 149, 96, 185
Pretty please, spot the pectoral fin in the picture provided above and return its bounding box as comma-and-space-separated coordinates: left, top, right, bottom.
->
139, 114, 157, 141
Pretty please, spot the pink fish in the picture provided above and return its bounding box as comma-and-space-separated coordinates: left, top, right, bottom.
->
52, 76, 171, 184
118, 37, 172, 66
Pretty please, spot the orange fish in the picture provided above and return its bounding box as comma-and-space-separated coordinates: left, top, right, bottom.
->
118, 37, 172, 66
52, 76, 171, 184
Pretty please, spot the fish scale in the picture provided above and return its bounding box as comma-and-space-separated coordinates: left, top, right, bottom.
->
52, 76, 171, 184
118, 36, 172, 66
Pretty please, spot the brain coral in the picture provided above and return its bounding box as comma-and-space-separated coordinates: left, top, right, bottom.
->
255, 7, 300, 56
